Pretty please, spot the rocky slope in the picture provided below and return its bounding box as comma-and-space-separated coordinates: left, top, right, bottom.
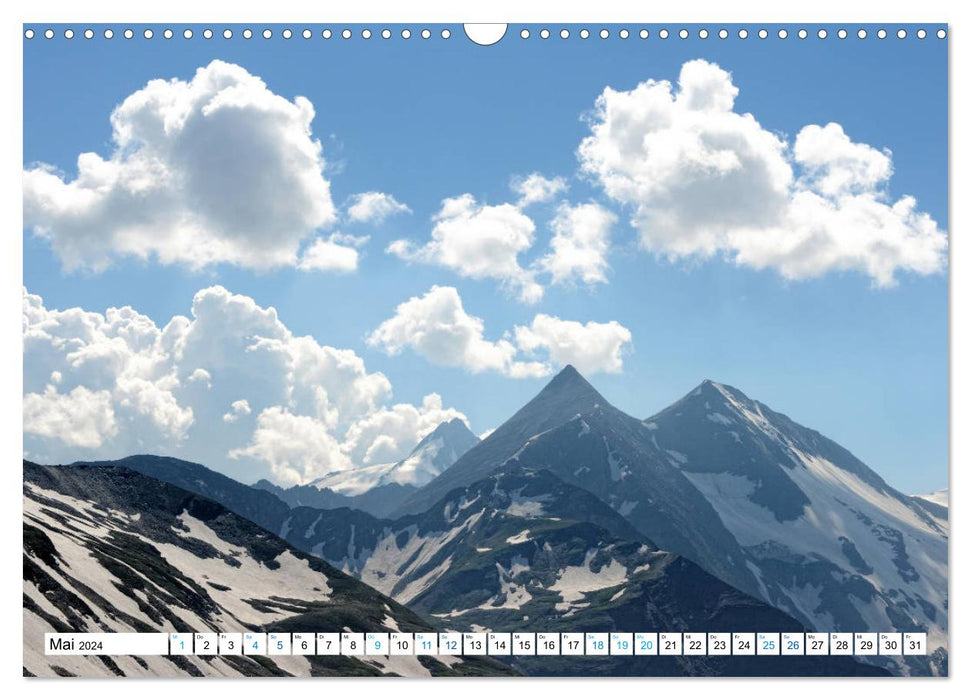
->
23, 461, 512, 678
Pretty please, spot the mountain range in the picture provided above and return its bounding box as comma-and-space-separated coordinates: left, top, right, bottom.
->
25, 366, 947, 676
389, 368, 948, 675
24, 457, 886, 677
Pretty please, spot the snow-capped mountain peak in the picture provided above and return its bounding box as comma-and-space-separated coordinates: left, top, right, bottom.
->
309, 461, 398, 496
387, 418, 480, 487
308, 418, 479, 497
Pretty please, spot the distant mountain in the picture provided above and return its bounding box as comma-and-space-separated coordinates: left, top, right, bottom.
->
251, 477, 413, 519
911, 489, 948, 523
913, 489, 948, 508
23, 461, 513, 678
397, 368, 948, 675
316, 418, 480, 494
253, 419, 479, 518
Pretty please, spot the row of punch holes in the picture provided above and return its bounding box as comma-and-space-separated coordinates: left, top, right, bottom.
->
24, 26, 948, 42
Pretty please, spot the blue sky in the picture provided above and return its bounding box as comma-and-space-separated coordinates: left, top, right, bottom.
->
23, 24, 948, 493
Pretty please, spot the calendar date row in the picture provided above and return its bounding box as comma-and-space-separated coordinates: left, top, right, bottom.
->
46, 631, 928, 657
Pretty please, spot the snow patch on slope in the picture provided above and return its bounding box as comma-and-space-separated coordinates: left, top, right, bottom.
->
310, 462, 396, 496
682, 447, 947, 654
549, 549, 629, 612
506, 529, 531, 545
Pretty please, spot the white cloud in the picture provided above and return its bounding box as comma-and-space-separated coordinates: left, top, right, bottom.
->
23, 385, 118, 449
222, 399, 252, 423
23, 60, 339, 272
346, 191, 411, 223
297, 234, 361, 272
330, 232, 371, 247
367, 286, 632, 378
229, 407, 351, 486
23, 286, 469, 487
538, 202, 616, 286
387, 194, 544, 303
187, 368, 211, 387
578, 59, 946, 286
794, 122, 893, 197
511, 173, 568, 206
116, 375, 195, 438
514, 315, 632, 376
23, 287, 193, 451
387, 191, 627, 296
342, 394, 467, 466
366, 285, 548, 378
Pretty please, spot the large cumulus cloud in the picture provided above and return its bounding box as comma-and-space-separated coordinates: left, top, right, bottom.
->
578, 59, 946, 286
23, 60, 364, 272
22, 286, 468, 486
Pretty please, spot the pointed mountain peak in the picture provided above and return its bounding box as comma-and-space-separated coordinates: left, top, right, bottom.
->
696, 378, 733, 395
682, 379, 755, 411
649, 380, 773, 434
549, 363, 584, 384
389, 365, 616, 517
413, 417, 479, 453
443, 416, 477, 435
531, 364, 606, 411
647, 378, 895, 497
557, 363, 582, 377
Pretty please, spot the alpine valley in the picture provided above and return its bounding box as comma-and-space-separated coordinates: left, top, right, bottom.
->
23, 367, 946, 676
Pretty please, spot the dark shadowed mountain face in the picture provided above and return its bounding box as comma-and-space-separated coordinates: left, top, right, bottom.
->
501, 409, 760, 597
280, 467, 650, 593
395, 368, 948, 675
23, 461, 514, 678
76, 454, 293, 533
252, 418, 481, 518
391, 366, 607, 518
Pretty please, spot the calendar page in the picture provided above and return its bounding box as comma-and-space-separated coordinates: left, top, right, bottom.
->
21, 20, 948, 680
